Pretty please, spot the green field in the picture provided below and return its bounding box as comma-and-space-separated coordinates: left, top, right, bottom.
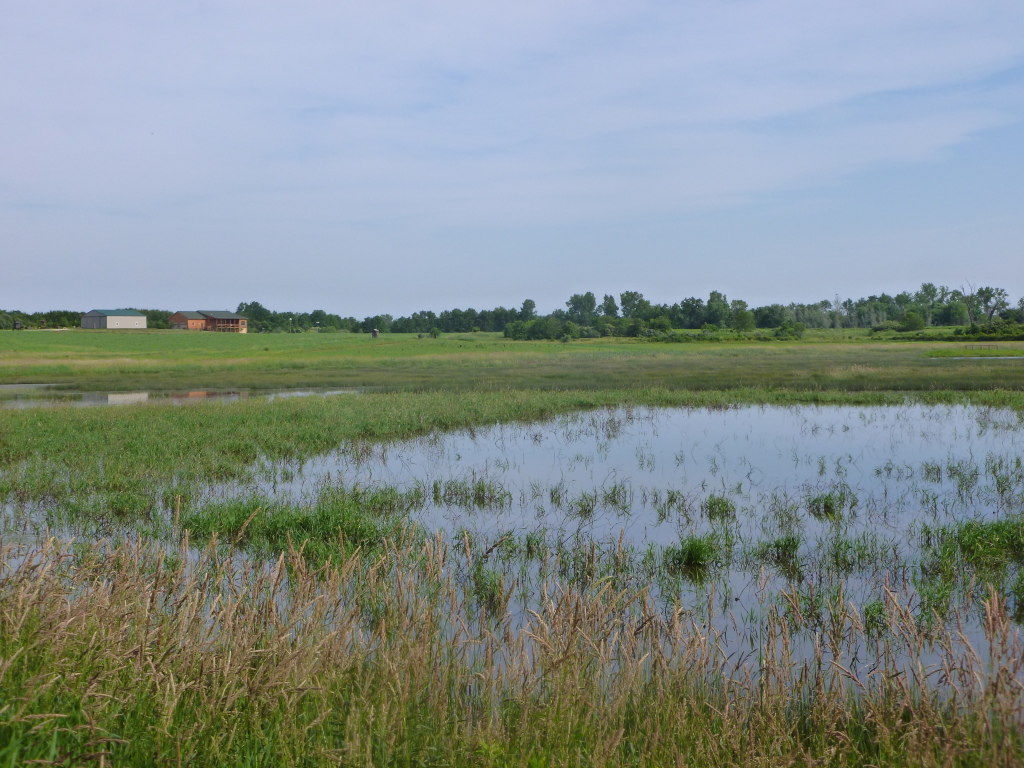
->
1, 327, 1023, 392
2, 330, 1024, 766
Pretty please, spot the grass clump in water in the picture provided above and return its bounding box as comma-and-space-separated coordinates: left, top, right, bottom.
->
664, 534, 719, 577
182, 483, 421, 563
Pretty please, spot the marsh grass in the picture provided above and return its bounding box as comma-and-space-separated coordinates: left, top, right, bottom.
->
663, 534, 719, 578
5, 389, 1024, 762
0, 536, 1022, 766
181, 482, 422, 564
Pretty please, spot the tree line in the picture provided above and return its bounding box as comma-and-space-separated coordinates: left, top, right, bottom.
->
2, 284, 1021, 335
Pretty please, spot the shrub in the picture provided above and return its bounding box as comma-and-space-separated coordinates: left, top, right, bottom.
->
899, 311, 926, 332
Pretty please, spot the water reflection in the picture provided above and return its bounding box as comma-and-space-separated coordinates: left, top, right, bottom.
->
220, 403, 1024, 646
0, 387, 360, 409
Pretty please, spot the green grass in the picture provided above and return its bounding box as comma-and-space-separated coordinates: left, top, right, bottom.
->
4, 330, 1024, 764
181, 483, 423, 564
2, 328, 1023, 392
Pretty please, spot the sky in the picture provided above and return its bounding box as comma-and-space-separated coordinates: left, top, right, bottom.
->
3, 0, 1024, 317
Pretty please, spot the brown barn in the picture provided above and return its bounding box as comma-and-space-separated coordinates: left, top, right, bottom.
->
169, 311, 206, 330
170, 310, 248, 333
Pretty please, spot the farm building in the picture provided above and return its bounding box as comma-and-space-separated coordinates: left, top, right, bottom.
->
80, 310, 148, 329
168, 311, 207, 330
169, 310, 248, 333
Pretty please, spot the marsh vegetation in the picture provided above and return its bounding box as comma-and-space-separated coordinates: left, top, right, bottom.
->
2, 384, 1024, 765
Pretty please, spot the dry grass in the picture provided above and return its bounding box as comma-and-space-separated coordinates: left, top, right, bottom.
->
0, 534, 1021, 766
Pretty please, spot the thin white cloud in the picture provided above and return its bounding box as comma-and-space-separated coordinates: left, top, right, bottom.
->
2, 1, 1024, 311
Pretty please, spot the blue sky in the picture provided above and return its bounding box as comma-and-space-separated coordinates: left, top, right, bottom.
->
3, 0, 1023, 316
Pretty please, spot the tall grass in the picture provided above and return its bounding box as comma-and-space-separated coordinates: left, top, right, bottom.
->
0, 535, 1021, 766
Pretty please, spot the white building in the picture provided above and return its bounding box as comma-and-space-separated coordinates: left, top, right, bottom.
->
80, 310, 148, 329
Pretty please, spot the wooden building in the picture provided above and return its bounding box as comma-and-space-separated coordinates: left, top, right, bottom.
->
169, 311, 207, 330
169, 310, 248, 333
81, 309, 148, 329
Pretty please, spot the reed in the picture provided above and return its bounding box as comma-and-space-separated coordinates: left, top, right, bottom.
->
0, 535, 1021, 766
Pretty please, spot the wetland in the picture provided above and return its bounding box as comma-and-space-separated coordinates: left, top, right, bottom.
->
2, 331, 1024, 766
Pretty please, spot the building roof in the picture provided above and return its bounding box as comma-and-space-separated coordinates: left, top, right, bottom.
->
83, 309, 146, 317
199, 311, 246, 320
172, 311, 206, 319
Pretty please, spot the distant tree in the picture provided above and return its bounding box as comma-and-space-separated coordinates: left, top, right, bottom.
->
598, 294, 619, 318
977, 286, 1009, 322
237, 301, 271, 323
935, 300, 969, 326
705, 291, 730, 327
730, 300, 755, 331
956, 284, 981, 326
565, 292, 597, 325
140, 309, 172, 329
752, 304, 785, 328
915, 282, 939, 325
504, 321, 527, 340
361, 314, 393, 333
520, 299, 537, 321
676, 297, 705, 328
619, 291, 650, 319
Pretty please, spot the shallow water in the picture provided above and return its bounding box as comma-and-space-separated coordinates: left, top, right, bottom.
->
223, 403, 1024, 638
9, 401, 1024, 672
263, 402, 1024, 542
0, 386, 362, 409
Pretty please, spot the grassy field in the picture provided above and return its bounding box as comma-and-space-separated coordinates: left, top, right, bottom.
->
2, 330, 1024, 765
1, 328, 1023, 392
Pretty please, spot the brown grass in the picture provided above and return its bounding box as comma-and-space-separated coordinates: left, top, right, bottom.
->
0, 534, 1021, 766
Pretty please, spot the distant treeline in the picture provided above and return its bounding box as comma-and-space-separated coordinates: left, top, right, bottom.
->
3, 284, 1023, 337
0, 309, 172, 330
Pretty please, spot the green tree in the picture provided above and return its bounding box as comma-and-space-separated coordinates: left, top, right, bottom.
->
914, 282, 939, 325
730, 300, 755, 331
705, 291, 730, 327
565, 292, 597, 325
619, 291, 651, 319
599, 294, 619, 318
977, 286, 1009, 322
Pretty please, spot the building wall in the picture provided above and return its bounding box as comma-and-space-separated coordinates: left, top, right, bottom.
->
170, 314, 205, 330
82, 313, 147, 329
105, 316, 147, 329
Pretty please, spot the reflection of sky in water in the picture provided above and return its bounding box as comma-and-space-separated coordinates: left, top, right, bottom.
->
242, 403, 1024, 671
0, 387, 361, 409
257, 404, 1024, 554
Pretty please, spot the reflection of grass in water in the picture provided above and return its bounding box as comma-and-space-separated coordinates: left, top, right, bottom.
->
806, 482, 857, 521
431, 477, 511, 510
750, 535, 802, 580
701, 493, 736, 520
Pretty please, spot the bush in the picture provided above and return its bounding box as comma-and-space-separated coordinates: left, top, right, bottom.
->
899, 311, 926, 332
774, 320, 806, 339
